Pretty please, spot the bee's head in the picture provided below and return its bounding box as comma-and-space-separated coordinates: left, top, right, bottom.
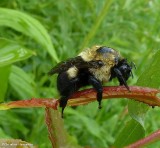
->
118, 59, 135, 81
110, 59, 136, 84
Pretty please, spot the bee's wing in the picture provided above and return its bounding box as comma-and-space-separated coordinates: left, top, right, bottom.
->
48, 59, 75, 75
48, 56, 104, 75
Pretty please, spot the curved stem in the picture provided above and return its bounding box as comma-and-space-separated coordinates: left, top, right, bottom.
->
1, 86, 160, 110
125, 130, 160, 148
68, 86, 160, 107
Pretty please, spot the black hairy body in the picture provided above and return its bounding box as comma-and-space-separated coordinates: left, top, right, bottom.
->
48, 45, 134, 117
57, 66, 103, 113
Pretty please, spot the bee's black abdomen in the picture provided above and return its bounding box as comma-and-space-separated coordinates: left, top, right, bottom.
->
57, 72, 79, 97
57, 69, 93, 117
57, 71, 79, 117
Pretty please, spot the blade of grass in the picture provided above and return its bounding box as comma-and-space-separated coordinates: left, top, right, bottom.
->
0, 38, 35, 67
79, 0, 113, 51
0, 8, 59, 62
9, 66, 37, 99
0, 65, 10, 102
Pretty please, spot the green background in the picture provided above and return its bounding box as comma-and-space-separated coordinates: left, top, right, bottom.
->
0, 0, 160, 147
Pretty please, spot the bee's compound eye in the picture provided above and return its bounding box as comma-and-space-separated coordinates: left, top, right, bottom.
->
114, 57, 119, 64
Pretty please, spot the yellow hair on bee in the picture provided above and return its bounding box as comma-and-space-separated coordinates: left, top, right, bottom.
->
79, 45, 122, 82
78, 45, 101, 62
89, 63, 113, 82
67, 66, 78, 79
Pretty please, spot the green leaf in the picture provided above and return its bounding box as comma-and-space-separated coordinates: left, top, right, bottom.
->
113, 119, 145, 147
125, 50, 160, 146
0, 8, 59, 62
0, 65, 10, 102
115, 50, 160, 146
137, 50, 160, 88
9, 66, 37, 99
129, 50, 160, 122
0, 38, 35, 67
128, 101, 148, 127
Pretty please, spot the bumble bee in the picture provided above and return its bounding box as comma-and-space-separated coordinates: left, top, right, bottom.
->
48, 45, 134, 117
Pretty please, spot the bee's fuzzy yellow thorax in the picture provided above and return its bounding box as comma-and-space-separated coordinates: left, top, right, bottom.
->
78, 45, 101, 62
79, 45, 123, 82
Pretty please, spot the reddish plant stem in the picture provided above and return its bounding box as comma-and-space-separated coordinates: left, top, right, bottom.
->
1, 86, 160, 109
45, 108, 56, 148
68, 86, 160, 107
125, 130, 160, 148
1, 98, 58, 110
45, 108, 68, 148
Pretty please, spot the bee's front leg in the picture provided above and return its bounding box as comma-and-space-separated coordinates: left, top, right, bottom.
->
113, 68, 130, 91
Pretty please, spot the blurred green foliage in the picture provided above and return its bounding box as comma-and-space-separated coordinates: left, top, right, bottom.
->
0, 0, 160, 147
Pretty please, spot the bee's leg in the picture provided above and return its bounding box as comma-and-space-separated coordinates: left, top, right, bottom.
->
59, 97, 68, 118
113, 68, 130, 91
58, 77, 79, 118
88, 76, 103, 109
